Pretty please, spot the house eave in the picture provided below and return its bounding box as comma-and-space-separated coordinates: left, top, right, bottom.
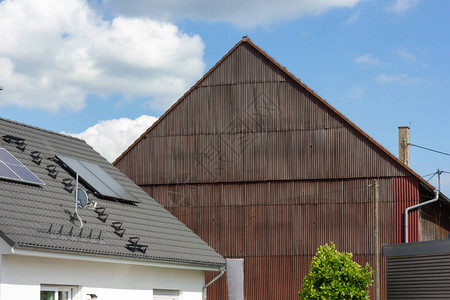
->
10, 244, 224, 272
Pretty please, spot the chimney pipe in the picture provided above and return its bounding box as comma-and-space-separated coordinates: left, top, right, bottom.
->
398, 126, 410, 166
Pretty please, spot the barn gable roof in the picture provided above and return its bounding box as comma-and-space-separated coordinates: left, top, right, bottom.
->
114, 37, 444, 199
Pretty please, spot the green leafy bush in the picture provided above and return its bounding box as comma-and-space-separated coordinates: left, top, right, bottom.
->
298, 242, 373, 299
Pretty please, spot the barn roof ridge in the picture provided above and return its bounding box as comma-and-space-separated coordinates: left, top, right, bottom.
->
113, 37, 444, 199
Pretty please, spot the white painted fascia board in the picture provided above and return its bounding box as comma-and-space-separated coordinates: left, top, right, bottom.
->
10, 247, 223, 272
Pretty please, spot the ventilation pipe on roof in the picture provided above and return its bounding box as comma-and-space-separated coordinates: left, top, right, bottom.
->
404, 189, 439, 243
202, 266, 225, 300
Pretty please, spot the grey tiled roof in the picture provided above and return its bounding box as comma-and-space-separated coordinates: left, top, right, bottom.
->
0, 117, 224, 267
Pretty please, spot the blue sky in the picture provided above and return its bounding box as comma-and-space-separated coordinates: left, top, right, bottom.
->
0, 0, 449, 194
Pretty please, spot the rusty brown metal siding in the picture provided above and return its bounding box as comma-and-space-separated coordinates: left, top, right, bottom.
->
142, 178, 402, 299
145, 178, 397, 253
199, 43, 289, 87
115, 43, 409, 186
113, 41, 445, 299
419, 200, 450, 241
145, 179, 396, 256
116, 94, 408, 186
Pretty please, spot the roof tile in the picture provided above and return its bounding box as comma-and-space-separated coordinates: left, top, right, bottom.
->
0, 117, 224, 267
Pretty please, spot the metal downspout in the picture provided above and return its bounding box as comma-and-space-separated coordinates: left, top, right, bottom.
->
202, 266, 225, 300
404, 190, 439, 243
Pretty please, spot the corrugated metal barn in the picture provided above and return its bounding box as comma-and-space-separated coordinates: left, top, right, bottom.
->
114, 37, 450, 299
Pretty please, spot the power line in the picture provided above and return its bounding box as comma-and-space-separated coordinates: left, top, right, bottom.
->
427, 172, 437, 182
422, 170, 450, 178
421, 169, 450, 192
386, 143, 399, 149
409, 143, 450, 157
422, 172, 437, 178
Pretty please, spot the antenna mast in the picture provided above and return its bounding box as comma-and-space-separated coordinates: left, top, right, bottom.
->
73, 172, 83, 228
75, 173, 79, 213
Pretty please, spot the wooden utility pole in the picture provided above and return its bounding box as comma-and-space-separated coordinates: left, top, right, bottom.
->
438, 169, 442, 191
374, 179, 380, 300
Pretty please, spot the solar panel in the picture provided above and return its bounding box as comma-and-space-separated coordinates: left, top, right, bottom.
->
0, 162, 21, 180
0, 148, 45, 185
57, 155, 139, 203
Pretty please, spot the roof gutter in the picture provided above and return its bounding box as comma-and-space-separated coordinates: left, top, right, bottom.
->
202, 265, 225, 300
405, 189, 439, 243
10, 244, 224, 272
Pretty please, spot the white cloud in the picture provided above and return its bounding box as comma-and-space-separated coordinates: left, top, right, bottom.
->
343, 12, 360, 25
376, 73, 424, 85
0, 0, 205, 112
348, 86, 365, 99
388, 0, 420, 13
354, 54, 380, 65
101, 0, 362, 27
65, 115, 157, 162
398, 48, 416, 62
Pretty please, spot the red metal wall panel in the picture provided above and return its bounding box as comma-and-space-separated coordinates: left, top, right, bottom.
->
393, 176, 419, 243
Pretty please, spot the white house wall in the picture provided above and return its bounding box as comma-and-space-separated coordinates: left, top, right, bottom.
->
0, 254, 205, 300
0, 238, 11, 254
0, 239, 10, 287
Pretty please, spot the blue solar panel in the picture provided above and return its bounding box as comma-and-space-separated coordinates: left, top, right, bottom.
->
57, 155, 139, 203
0, 162, 21, 180
8, 164, 43, 183
0, 148, 45, 185
0, 149, 21, 164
